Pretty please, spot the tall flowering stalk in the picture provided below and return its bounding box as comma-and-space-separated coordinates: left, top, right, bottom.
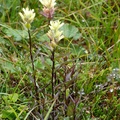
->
39, 0, 56, 19
47, 20, 64, 119
47, 20, 64, 97
19, 7, 40, 111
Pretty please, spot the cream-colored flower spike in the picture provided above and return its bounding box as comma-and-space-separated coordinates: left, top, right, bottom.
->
19, 7, 35, 29
39, 0, 56, 8
47, 20, 64, 51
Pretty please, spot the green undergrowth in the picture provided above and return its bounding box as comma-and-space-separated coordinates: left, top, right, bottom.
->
0, 0, 120, 119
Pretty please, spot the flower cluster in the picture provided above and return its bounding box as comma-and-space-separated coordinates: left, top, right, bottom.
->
19, 0, 64, 51
19, 7, 35, 29
39, 0, 56, 19
47, 20, 64, 51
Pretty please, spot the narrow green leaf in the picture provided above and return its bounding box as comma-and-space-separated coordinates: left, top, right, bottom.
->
44, 100, 56, 120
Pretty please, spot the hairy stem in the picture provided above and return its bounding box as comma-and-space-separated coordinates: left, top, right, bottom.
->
73, 104, 76, 120
51, 50, 55, 98
28, 29, 40, 111
51, 50, 55, 120
64, 68, 67, 116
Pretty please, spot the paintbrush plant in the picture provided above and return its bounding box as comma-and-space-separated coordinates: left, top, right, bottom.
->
19, 7, 40, 112
47, 20, 64, 119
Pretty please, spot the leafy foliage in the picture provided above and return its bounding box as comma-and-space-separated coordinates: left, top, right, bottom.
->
0, 0, 120, 120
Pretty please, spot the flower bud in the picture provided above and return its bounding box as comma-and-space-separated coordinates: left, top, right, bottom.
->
39, 0, 56, 19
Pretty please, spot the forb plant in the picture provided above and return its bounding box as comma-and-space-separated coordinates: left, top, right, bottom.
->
18, 0, 64, 118
1, 0, 119, 120
19, 7, 40, 111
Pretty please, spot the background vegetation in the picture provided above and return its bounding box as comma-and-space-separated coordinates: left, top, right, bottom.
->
0, 0, 120, 119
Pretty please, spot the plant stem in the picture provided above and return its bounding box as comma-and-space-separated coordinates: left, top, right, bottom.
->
64, 65, 67, 116
73, 104, 76, 120
51, 50, 55, 99
28, 29, 40, 111
51, 50, 55, 120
